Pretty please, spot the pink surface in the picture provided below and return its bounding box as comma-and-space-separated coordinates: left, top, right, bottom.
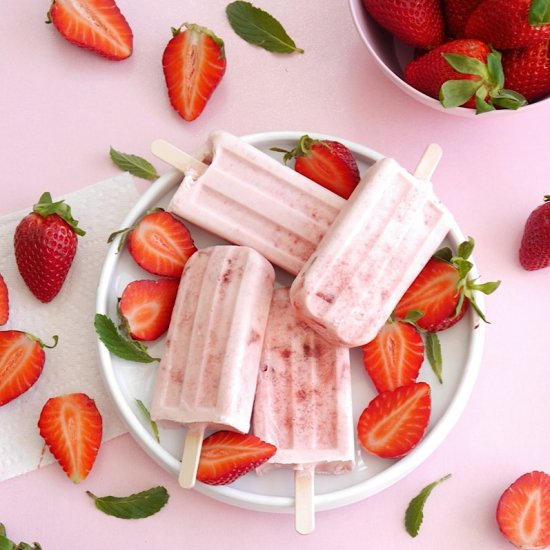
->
1, 1, 549, 548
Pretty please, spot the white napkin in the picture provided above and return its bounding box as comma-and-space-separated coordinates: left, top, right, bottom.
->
0, 174, 139, 481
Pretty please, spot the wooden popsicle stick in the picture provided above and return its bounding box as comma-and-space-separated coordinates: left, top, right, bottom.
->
178, 424, 205, 489
294, 468, 315, 535
413, 143, 443, 181
151, 138, 208, 176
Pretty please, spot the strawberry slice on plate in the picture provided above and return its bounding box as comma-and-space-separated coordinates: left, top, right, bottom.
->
47, 0, 133, 60
273, 135, 360, 199
197, 431, 276, 485
0, 331, 57, 406
497, 471, 550, 550
0, 274, 8, 326
357, 382, 431, 459
119, 278, 179, 341
110, 209, 197, 278
38, 393, 103, 483
163, 23, 227, 121
362, 319, 424, 393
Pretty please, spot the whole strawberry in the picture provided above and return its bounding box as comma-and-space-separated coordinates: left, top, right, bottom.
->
465, 0, 550, 50
519, 195, 550, 270
404, 39, 527, 112
362, 0, 445, 49
502, 40, 550, 102
444, 0, 483, 38
14, 192, 85, 302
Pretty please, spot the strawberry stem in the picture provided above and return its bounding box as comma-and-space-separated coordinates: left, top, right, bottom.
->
27, 333, 59, 349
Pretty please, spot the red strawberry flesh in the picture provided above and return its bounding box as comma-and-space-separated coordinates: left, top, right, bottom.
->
197, 430, 276, 485
357, 382, 431, 459
38, 392, 103, 483
497, 471, 550, 549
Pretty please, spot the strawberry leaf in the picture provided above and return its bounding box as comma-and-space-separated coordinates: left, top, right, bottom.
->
457, 237, 474, 260
86, 486, 169, 519
491, 89, 528, 110
136, 399, 160, 443
32, 192, 86, 237
109, 148, 160, 181
433, 246, 453, 262
486, 50, 505, 89
475, 87, 495, 113
529, 0, 550, 26
425, 332, 443, 383
439, 79, 481, 108
442, 53, 487, 77
226, 1, 304, 54
94, 314, 159, 363
0, 525, 41, 550
405, 474, 452, 537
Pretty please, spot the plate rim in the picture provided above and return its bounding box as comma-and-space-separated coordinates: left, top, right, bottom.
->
95, 130, 485, 513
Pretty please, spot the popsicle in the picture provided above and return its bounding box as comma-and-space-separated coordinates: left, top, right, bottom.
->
151, 131, 347, 275
290, 144, 452, 348
150, 245, 275, 488
252, 287, 355, 534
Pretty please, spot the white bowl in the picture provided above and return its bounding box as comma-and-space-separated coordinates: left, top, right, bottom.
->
96, 131, 485, 513
348, 0, 547, 117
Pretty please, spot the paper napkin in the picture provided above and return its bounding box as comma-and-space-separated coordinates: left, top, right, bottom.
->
0, 174, 139, 482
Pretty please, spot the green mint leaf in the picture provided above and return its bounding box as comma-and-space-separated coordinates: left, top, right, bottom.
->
226, 1, 304, 54
529, 0, 550, 26
425, 332, 443, 384
87, 486, 169, 519
110, 147, 160, 181
94, 314, 159, 363
405, 474, 452, 537
442, 53, 487, 77
32, 192, 86, 236
439, 79, 481, 109
136, 399, 160, 443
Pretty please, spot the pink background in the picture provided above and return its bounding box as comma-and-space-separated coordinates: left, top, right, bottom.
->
2, 1, 550, 548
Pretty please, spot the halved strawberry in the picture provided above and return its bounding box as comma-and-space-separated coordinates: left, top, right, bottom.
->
163, 23, 226, 121
38, 392, 103, 483
47, 0, 133, 61
273, 135, 360, 199
119, 278, 179, 341
197, 430, 276, 485
497, 471, 550, 550
109, 209, 197, 278
357, 382, 431, 459
0, 331, 57, 406
0, 274, 8, 326
394, 238, 500, 332
362, 318, 424, 393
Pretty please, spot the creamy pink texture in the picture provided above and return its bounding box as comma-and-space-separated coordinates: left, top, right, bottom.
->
290, 157, 452, 348
168, 131, 345, 275
253, 288, 355, 474
150, 245, 275, 434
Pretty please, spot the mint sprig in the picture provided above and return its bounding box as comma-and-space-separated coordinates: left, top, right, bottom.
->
94, 314, 159, 363
405, 474, 452, 537
86, 486, 169, 519
226, 1, 304, 54
110, 147, 160, 181
0, 524, 41, 550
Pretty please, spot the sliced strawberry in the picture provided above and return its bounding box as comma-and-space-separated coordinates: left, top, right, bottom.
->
197, 430, 276, 485
0, 331, 57, 406
38, 392, 103, 483
273, 135, 360, 199
0, 274, 8, 326
497, 471, 550, 550
119, 278, 179, 341
357, 382, 431, 459
362, 319, 424, 393
47, 0, 133, 61
394, 238, 500, 332
163, 23, 226, 121
110, 210, 197, 278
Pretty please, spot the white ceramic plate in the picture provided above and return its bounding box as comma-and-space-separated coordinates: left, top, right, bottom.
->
96, 131, 485, 513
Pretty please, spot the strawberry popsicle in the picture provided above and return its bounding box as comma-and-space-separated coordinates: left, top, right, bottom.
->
151, 131, 346, 275
290, 145, 452, 348
150, 245, 275, 488
253, 287, 355, 534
